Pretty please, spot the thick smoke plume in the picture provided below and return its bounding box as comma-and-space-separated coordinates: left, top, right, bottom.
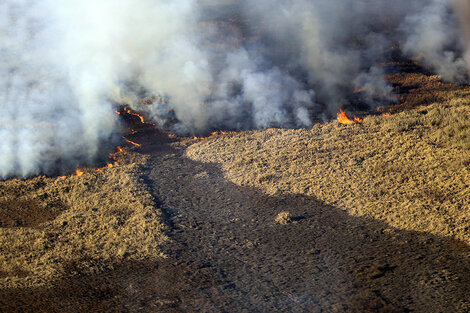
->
1, 0, 468, 178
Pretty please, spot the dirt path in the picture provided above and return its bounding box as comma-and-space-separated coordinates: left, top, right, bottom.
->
133, 130, 470, 312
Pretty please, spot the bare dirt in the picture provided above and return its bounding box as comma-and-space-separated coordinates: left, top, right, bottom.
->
1, 67, 470, 312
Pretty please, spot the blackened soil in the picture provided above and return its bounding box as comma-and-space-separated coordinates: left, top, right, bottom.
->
136, 130, 470, 312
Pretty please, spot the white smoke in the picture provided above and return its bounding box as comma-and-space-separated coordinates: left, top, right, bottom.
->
401, 0, 467, 82
1, 0, 468, 178
453, 0, 470, 66
0, 0, 116, 178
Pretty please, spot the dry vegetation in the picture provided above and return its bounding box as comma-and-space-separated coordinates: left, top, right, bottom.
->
186, 73, 470, 245
1, 70, 470, 311
274, 211, 292, 224
0, 151, 167, 290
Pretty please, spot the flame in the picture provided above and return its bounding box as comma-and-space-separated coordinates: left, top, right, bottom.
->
337, 109, 362, 124
354, 116, 363, 123
210, 131, 227, 136
193, 130, 228, 140
382, 113, 391, 117
108, 147, 121, 162
123, 107, 146, 124
122, 136, 141, 147
107, 146, 123, 166
72, 143, 125, 175
75, 165, 84, 176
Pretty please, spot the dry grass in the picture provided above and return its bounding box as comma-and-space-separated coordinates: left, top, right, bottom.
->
274, 211, 292, 224
186, 85, 470, 244
0, 152, 167, 289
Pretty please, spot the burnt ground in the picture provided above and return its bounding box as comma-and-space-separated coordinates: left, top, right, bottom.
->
142, 133, 470, 312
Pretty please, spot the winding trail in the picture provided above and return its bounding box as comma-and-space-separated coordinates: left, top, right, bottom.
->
135, 129, 470, 312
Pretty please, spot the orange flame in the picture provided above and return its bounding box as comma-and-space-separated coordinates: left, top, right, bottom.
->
382, 113, 391, 117
75, 165, 84, 176
108, 146, 123, 164
193, 130, 228, 140
122, 136, 141, 147
123, 107, 146, 124
337, 109, 362, 124
211, 131, 227, 136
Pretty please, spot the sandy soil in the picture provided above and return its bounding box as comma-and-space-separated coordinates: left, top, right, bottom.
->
1, 68, 470, 312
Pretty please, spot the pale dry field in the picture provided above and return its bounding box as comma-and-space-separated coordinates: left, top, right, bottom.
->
187, 73, 470, 245
0, 151, 167, 290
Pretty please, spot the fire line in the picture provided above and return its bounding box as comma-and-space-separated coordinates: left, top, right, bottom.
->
337, 109, 362, 124
122, 136, 141, 147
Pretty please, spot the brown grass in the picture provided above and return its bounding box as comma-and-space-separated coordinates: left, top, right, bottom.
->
186, 87, 470, 245
0, 152, 167, 289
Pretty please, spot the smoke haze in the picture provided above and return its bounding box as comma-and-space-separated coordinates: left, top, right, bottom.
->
1, 0, 468, 178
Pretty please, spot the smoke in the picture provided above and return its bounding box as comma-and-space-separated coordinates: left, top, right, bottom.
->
401, 0, 467, 82
1, 0, 468, 178
453, 0, 470, 66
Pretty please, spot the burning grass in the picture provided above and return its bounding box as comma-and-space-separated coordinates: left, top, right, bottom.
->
337, 109, 363, 124
0, 151, 167, 289
186, 88, 470, 245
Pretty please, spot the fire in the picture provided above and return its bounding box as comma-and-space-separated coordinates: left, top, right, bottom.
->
107, 146, 123, 166
75, 166, 84, 176
115, 106, 155, 125
382, 113, 391, 117
354, 116, 363, 123
122, 136, 141, 147
71, 143, 125, 176
210, 131, 227, 136
193, 130, 228, 140
337, 109, 362, 124
123, 107, 146, 124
